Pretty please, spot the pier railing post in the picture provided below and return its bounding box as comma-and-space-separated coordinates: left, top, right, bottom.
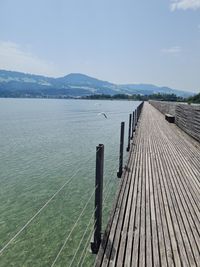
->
133, 102, 144, 133
127, 114, 132, 152
91, 144, 104, 254
131, 111, 135, 138
137, 101, 144, 119
135, 108, 137, 127
117, 122, 125, 178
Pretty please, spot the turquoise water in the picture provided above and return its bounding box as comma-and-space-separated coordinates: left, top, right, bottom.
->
0, 98, 140, 266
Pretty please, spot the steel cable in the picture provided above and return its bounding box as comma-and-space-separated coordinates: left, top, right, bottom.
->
0, 148, 100, 256
50, 185, 97, 267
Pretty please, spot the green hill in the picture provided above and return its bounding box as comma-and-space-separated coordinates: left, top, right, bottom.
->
0, 69, 195, 98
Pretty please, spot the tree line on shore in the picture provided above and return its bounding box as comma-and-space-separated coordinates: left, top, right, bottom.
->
187, 92, 200, 104
82, 92, 200, 103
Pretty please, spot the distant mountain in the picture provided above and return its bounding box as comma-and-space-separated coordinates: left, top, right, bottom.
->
56, 73, 112, 87
118, 84, 194, 97
0, 70, 195, 98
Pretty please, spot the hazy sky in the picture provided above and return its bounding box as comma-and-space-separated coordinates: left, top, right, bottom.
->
0, 0, 200, 92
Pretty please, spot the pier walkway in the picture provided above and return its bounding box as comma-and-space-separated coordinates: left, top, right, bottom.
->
95, 102, 200, 267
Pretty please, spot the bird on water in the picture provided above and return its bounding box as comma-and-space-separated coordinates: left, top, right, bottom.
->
98, 112, 108, 119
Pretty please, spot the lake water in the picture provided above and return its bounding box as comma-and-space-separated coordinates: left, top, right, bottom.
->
0, 98, 140, 266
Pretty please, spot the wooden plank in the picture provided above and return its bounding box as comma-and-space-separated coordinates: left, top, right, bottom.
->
95, 160, 129, 265
108, 124, 143, 266
138, 124, 147, 267
131, 139, 143, 267
123, 148, 140, 266
162, 146, 199, 266
149, 137, 167, 267
98, 139, 136, 266
95, 102, 200, 267
116, 133, 141, 266
154, 135, 191, 266
154, 125, 200, 265
147, 136, 161, 267
145, 104, 200, 266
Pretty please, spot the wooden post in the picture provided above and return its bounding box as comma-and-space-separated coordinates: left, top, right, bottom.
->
117, 122, 125, 178
127, 114, 132, 152
138, 101, 143, 118
91, 144, 104, 254
131, 111, 135, 138
135, 108, 137, 126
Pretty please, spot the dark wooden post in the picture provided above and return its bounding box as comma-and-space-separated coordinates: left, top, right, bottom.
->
135, 108, 137, 126
91, 144, 104, 254
138, 103, 141, 118
126, 114, 132, 152
131, 111, 135, 139
117, 122, 125, 178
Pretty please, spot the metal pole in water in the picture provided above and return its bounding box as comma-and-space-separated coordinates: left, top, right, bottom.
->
127, 114, 132, 152
91, 144, 104, 254
117, 122, 125, 178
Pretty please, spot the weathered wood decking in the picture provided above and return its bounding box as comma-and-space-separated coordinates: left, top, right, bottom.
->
95, 102, 200, 267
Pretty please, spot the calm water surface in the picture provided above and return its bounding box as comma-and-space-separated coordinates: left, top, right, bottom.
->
0, 98, 140, 266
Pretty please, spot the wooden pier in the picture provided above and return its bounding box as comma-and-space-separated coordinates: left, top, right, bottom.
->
95, 102, 200, 267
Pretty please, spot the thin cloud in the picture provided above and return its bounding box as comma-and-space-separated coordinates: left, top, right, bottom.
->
170, 0, 200, 11
161, 46, 182, 54
0, 41, 58, 76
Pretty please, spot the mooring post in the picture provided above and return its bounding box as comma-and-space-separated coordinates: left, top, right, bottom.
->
127, 114, 132, 152
91, 144, 104, 254
117, 122, 125, 178
132, 111, 135, 137
135, 108, 137, 126
138, 102, 142, 118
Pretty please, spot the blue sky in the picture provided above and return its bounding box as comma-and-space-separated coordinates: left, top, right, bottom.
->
0, 0, 200, 92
